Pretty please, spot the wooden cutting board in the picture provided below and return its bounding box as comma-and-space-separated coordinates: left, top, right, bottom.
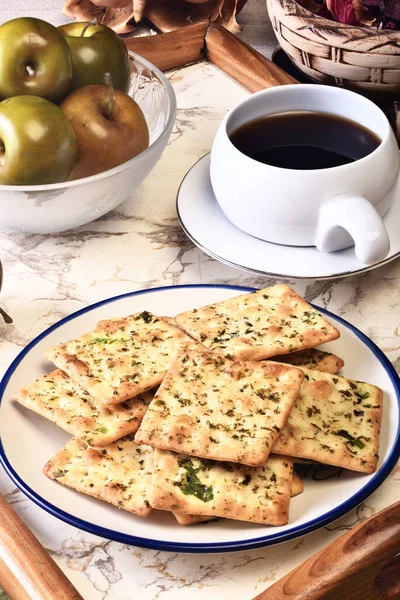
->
0, 491, 83, 600
253, 501, 400, 600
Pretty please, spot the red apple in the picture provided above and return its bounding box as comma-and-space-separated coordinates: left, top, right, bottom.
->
61, 84, 149, 180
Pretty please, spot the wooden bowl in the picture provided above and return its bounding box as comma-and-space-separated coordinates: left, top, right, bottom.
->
266, 0, 400, 94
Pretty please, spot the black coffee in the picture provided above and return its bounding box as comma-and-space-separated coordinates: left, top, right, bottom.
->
229, 112, 381, 170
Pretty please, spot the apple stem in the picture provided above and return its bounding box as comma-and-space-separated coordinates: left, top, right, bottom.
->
81, 18, 97, 37
0, 307, 12, 324
104, 72, 114, 120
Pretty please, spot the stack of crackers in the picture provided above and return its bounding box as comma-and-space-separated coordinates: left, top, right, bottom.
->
15, 284, 383, 527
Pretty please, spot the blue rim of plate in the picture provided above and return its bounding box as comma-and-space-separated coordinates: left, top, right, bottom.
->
0, 284, 399, 553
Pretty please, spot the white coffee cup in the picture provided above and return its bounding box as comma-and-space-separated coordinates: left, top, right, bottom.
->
210, 84, 399, 265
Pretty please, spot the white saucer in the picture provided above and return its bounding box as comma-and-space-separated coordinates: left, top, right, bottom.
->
176, 154, 400, 280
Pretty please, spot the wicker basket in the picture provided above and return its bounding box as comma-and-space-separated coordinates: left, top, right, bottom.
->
266, 0, 400, 93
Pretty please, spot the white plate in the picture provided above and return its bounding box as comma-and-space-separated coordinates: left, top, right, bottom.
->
1, 284, 399, 553
176, 155, 400, 280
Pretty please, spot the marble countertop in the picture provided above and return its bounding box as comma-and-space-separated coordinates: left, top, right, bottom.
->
1, 2, 400, 599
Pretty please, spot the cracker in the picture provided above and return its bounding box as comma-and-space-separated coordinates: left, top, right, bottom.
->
43, 435, 154, 517
173, 512, 217, 525
291, 473, 304, 497
175, 284, 339, 361
272, 368, 383, 473
45, 311, 195, 405
14, 370, 152, 446
273, 349, 344, 374
151, 449, 293, 525
173, 471, 303, 525
135, 346, 304, 466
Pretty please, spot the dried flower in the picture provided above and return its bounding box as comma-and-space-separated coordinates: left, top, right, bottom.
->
385, 0, 400, 20
298, 0, 400, 29
326, 0, 360, 25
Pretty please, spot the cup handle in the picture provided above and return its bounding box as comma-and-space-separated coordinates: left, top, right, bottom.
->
315, 195, 390, 265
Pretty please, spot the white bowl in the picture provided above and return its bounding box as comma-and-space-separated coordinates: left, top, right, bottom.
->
0, 53, 176, 234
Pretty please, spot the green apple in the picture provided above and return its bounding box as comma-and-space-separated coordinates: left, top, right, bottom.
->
0, 17, 73, 103
58, 22, 131, 93
61, 84, 149, 180
0, 96, 77, 186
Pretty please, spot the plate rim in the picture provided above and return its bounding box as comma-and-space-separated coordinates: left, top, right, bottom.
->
176, 155, 400, 281
0, 283, 399, 553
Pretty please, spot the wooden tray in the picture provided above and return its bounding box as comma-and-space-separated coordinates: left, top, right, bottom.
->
124, 20, 297, 92
1, 24, 399, 600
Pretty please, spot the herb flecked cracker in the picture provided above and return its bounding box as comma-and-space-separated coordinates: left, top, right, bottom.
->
291, 473, 304, 497
272, 368, 383, 473
43, 435, 154, 517
273, 349, 344, 374
173, 512, 216, 526
45, 311, 195, 405
175, 284, 340, 361
135, 347, 304, 466
172, 472, 303, 525
151, 449, 293, 525
14, 370, 152, 447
